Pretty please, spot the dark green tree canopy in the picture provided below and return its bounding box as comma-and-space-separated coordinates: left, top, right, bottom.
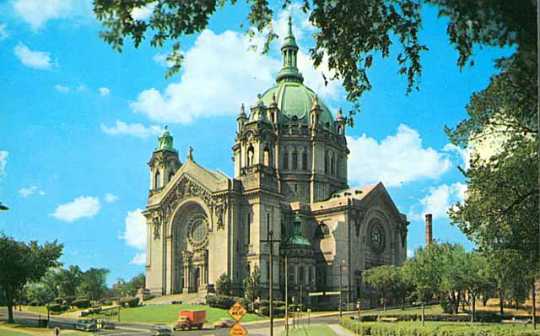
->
93, 0, 537, 104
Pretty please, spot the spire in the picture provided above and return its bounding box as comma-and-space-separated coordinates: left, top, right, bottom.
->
276, 16, 303, 83
157, 125, 174, 151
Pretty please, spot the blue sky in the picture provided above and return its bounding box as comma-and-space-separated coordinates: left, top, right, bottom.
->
0, 1, 511, 284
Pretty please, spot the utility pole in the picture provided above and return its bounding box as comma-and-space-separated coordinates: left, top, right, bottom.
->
339, 261, 343, 318
261, 219, 280, 336
285, 255, 289, 336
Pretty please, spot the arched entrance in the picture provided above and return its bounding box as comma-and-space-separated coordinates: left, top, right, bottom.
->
171, 201, 210, 294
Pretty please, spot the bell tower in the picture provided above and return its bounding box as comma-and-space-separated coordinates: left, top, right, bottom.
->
148, 126, 181, 194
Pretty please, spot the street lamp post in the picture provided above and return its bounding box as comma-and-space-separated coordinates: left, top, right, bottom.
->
261, 219, 280, 336
339, 260, 343, 318
285, 255, 289, 336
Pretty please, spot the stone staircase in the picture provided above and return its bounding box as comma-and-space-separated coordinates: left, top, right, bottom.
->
144, 292, 206, 305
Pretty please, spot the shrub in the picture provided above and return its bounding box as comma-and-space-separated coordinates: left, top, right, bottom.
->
72, 298, 91, 308
63, 296, 76, 305
206, 295, 239, 309
340, 318, 536, 336
48, 304, 69, 313
119, 296, 140, 307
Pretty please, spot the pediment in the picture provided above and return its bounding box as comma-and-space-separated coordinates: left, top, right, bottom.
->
359, 183, 406, 224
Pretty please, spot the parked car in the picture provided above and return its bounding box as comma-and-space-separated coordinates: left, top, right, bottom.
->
75, 319, 97, 332
173, 310, 206, 330
213, 318, 235, 329
152, 325, 172, 336
97, 319, 115, 329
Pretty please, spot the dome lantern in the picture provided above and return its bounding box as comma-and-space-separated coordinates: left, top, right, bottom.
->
276, 17, 303, 84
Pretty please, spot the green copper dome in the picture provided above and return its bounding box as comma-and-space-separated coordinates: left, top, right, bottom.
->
261, 82, 334, 127
156, 126, 175, 151
259, 17, 335, 131
286, 214, 311, 247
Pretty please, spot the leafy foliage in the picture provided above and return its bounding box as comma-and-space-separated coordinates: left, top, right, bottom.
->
93, 1, 537, 105
0, 234, 63, 323
215, 272, 232, 296
243, 265, 260, 307
77, 267, 109, 301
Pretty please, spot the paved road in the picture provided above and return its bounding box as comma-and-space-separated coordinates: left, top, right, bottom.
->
0, 307, 349, 336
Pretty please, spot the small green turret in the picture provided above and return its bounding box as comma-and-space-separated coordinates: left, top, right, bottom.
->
286, 213, 311, 247
157, 126, 175, 151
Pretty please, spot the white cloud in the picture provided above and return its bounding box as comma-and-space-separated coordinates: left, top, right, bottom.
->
132, 12, 343, 125
153, 53, 174, 67
98, 87, 110, 96
104, 193, 118, 203
14, 43, 53, 70
52, 196, 100, 222
409, 182, 467, 221
131, 29, 281, 124
0, 23, 9, 40
347, 124, 452, 187
443, 143, 470, 170
100, 120, 161, 139
131, 2, 155, 21
0, 151, 8, 178
130, 252, 147, 265
18, 185, 45, 197
122, 209, 146, 250
12, 0, 83, 30
54, 84, 70, 93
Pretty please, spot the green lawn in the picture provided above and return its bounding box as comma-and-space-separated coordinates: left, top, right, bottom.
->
0, 322, 88, 336
87, 304, 265, 325
282, 325, 337, 336
341, 319, 540, 335
357, 304, 443, 316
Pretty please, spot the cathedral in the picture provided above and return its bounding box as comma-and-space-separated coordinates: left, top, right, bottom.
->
143, 20, 408, 307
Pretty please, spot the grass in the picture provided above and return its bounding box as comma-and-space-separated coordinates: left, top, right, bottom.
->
0, 322, 87, 336
87, 304, 265, 325
282, 325, 337, 336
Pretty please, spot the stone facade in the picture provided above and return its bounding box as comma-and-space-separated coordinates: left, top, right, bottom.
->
143, 20, 408, 307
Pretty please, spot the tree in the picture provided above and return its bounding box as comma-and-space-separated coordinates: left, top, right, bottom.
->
112, 273, 145, 297
93, 1, 536, 105
243, 266, 260, 310
215, 273, 232, 296
77, 268, 109, 301
0, 234, 63, 323
460, 252, 492, 321
363, 265, 400, 311
23, 282, 55, 306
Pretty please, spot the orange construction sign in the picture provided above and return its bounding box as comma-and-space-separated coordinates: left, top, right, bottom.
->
228, 302, 247, 321
229, 322, 248, 336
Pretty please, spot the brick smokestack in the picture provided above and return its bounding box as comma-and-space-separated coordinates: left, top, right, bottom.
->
425, 213, 433, 246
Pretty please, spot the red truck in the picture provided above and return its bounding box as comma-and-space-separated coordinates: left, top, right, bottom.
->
173, 310, 206, 330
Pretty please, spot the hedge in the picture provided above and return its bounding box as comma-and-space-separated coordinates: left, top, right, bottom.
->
119, 296, 140, 307
354, 313, 502, 323
71, 299, 91, 308
206, 295, 242, 309
48, 304, 69, 313
340, 318, 537, 336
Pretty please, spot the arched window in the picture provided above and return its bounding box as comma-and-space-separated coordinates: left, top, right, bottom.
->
330, 153, 335, 175
247, 210, 251, 245
302, 148, 308, 170
247, 145, 254, 167
324, 150, 329, 173
292, 149, 298, 170
263, 146, 271, 166
283, 149, 289, 170
168, 171, 175, 183
336, 156, 341, 177
154, 170, 161, 189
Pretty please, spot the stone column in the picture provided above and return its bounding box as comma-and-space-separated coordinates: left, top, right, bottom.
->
182, 251, 192, 293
